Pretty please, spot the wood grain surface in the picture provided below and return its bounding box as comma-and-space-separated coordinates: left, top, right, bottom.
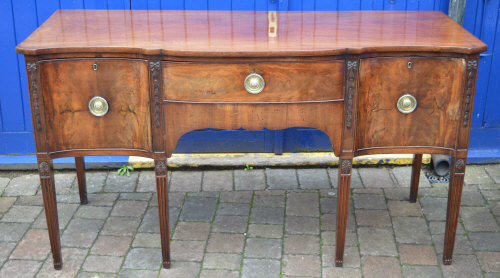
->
356, 57, 465, 153
164, 61, 344, 102
40, 58, 152, 153
164, 102, 343, 157
16, 10, 487, 56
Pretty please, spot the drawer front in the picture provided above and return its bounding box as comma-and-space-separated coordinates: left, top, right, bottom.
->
356, 57, 465, 151
164, 61, 344, 102
41, 59, 152, 152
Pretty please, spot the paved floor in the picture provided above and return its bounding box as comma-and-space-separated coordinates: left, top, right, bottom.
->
0, 165, 499, 278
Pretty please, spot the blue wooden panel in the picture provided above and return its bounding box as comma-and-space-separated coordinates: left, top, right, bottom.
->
186, 0, 208, 9
12, 0, 38, 133
0, 132, 36, 154
481, 0, 500, 128
361, 0, 384, 10
339, 0, 361, 10
84, 0, 108, 8
315, 0, 337, 10
231, 0, 253, 10
0, 0, 25, 132
384, 0, 406, 10
36, 0, 60, 24
60, 0, 84, 9
161, 0, 185, 9
175, 129, 267, 152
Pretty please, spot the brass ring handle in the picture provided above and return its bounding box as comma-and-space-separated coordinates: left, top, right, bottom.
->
244, 73, 265, 94
397, 94, 417, 114
88, 96, 109, 117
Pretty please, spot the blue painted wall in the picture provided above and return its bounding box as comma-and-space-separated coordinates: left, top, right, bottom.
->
1, 0, 497, 158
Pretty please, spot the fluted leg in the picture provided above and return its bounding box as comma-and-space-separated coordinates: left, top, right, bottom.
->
75, 157, 88, 204
155, 160, 171, 268
443, 156, 466, 265
409, 154, 423, 203
38, 158, 62, 270
335, 158, 353, 267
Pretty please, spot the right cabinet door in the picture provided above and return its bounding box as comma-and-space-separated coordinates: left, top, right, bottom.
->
356, 57, 465, 153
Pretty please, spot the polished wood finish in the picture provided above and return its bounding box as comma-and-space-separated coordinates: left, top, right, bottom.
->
37, 158, 62, 270
409, 154, 423, 203
154, 160, 171, 268
336, 159, 353, 267
164, 102, 343, 157
16, 10, 486, 56
164, 61, 344, 102
356, 57, 465, 152
40, 59, 152, 153
17, 10, 486, 270
443, 156, 466, 264
75, 157, 88, 205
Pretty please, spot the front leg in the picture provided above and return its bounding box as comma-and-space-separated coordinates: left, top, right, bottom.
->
155, 159, 171, 268
38, 158, 62, 269
443, 156, 466, 265
335, 158, 353, 267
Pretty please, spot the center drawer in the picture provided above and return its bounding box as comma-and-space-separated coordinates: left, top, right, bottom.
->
163, 61, 344, 102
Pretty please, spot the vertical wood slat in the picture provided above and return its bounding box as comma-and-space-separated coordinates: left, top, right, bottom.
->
60, 0, 84, 8
481, 0, 500, 128
464, 0, 487, 127
36, 0, 60, 24
11, 0, 38, 132
0, 0, 25, 132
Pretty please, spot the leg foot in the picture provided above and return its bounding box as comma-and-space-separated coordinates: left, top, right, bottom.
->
409, 154, 422, 203
38, 158, 63, 269
162, 260, 171, 269
155, 160, 171, 269
75, 157, 88, 205
442, 156, 466, 265
335, 158, 352, 267
53, 261, 63, 270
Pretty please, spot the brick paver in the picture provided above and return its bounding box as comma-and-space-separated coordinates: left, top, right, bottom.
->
0, 165, 498, 277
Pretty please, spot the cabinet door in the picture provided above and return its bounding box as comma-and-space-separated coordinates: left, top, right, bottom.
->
41, 59, 152, 153
356, 57, 465, 153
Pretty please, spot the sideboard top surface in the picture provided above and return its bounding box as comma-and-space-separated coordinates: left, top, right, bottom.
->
16, 10, 487, 57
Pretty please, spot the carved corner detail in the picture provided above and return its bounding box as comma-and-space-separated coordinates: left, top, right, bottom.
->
340, 160, 352, 175
463, 59, 478, 127
455, 158, 465, 174
150, 60, 162, 128
27, 61, 42, 131
39, 161, 50, 177
155, 160, 167, 177
345, 60, 358, 129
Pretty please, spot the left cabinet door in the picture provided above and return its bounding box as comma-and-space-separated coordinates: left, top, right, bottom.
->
40, 58, 152, 154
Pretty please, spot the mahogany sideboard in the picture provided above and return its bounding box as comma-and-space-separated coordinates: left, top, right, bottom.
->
16, 10, 487, 270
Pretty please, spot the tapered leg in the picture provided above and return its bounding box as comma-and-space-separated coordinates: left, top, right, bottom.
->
155, 160, 171, 268
335, 158, 353, 267
443, 156, 466, 265
75, 157, 88, 205
409, 154, 423, 203
38, 158, 62, 270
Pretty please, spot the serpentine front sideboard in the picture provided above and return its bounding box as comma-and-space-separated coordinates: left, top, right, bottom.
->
16, 10, 487, 270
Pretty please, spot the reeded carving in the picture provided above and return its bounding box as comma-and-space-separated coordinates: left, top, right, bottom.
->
345, 60, 358, 128
27, 61, 42, 131
340, 159, 352, 175
155, 160, 167, 176
39, 161, 50, 177
455, 158, 465, 174
150, 60, 162, 127
463, 59, 478, 127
